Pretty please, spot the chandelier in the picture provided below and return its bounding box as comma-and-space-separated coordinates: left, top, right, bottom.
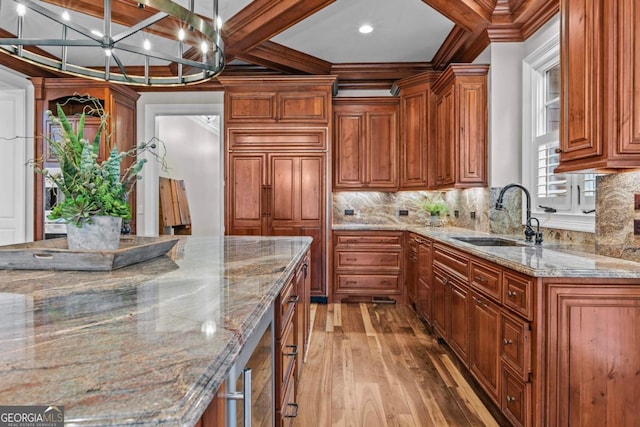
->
0, 0, 225, 86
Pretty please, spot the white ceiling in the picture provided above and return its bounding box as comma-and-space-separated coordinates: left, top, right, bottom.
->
0, 0, 455, 69
272, 0, 454, 63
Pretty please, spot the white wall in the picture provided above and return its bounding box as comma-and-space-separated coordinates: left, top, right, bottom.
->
157, 115, 221, 236
0, 66, 34, 244
136, 91, 224, 236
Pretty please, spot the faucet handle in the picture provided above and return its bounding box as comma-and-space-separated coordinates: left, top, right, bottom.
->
535, 232, 544, 245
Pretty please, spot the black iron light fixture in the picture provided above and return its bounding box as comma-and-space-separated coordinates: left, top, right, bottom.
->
0, 0, 225, 86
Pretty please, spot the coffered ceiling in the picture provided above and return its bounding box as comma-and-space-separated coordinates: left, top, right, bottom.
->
0, 0, 558, 90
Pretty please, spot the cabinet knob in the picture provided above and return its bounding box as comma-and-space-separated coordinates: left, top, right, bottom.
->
503, 338, 513, 345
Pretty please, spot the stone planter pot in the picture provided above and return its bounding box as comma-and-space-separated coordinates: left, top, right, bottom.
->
66, 216, 122, 251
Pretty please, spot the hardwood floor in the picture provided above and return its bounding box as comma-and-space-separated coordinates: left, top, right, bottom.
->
295, 303, 501, 427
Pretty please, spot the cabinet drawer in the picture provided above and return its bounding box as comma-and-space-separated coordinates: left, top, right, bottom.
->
336, 274, 400, 293
335, 234, 402, 247
335, 251, 401, 269
503, 270, 533, 320
279, 317, 297, 397
278, 278, 297, 338
280, 367, 298, 426
433, 244, 469, 282
470, 260, 502, 302
501, 364, 531, 427
501, 311, 531, 382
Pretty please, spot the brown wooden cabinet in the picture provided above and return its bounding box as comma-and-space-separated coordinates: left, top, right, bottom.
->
332, 230, 404, 302
333, 98, 399, 191
32, 78, 139, 239
415, 236, 433, 321
393, 72, 438, 189
406, 233, 419, 304
431, 65, 488, 189
469, 291, 501, 402
557, 0, 640, 172
227, 151, 326, 298
220, 76, 335, 299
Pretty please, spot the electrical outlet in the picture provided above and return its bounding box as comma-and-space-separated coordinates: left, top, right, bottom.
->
454, 210, 459, 218
398, 209, 409, 216
470, 211, 476, 219
635, 194, 640, 210
634, 219, 640, 235
344, 209, 355, 216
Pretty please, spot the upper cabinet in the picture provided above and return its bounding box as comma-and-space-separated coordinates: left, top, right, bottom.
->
333, 98, 399, 191
219, 76, 335, 127
431, 65, 489, 189
557, 0, 640, 172
393, 72, 438, 190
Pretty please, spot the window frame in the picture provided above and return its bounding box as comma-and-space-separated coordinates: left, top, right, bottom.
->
522, 34, 596, 233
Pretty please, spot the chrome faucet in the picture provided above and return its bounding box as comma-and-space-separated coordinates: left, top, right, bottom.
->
495, 183, 543, 245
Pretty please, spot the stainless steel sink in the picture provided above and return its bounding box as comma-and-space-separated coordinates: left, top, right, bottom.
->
452, 236, 527, 247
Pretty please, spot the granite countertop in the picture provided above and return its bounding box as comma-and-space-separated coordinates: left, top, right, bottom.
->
0, 235, 311, 426
333, 224, 640, 279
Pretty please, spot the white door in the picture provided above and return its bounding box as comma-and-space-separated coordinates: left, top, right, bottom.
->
0, 89, 27, 245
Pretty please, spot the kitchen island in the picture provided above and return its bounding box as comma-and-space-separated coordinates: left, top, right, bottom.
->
0, 235, 311, 426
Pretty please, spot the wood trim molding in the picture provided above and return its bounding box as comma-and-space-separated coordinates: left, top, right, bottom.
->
431, 26, 471, 70
331, 63, 433, 90
487, 25, 524, 42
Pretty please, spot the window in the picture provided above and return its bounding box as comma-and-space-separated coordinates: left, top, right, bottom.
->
523, 34, 596, 232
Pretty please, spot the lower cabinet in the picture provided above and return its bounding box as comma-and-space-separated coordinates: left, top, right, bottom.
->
275, 251, 310, 425
332, 231, 404, 302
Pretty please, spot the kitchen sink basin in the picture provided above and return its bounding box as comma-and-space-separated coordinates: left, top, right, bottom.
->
452, 236, 527, 247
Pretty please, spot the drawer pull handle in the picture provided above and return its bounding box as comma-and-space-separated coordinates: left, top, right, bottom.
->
507, 290, 517, 298
346, 280, 357, 285
506, 395, 516, 403
284, 344, 298, 357
442, 278, 449, 286
346, 258, 357, 262
288, 295, 300, 304
33, 253, 54, 259
474, 275, 488, 284
345, 239, 358, 243
283, 402, 299, 418
503, 339, 513, 345
380, 280, 391, 286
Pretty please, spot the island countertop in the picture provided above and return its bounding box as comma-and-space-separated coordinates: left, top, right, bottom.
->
0, 235, 312, 426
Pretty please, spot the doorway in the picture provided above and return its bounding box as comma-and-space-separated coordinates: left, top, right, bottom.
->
157, 115, 222, 236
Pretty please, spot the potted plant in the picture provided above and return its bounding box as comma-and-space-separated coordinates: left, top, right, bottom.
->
422, 195, 449, 219
37, 98, 157, 250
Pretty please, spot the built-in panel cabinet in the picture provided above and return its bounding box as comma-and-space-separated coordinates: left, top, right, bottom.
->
557, 0, 640, 172
220, 76, 335, 299
431, 65, 488, 189
333, 98, 399, 191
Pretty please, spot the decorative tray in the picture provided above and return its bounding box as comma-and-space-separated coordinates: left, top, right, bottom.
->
0, 236, 180, 271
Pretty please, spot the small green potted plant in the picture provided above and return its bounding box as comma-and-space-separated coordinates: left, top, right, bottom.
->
37, 98, 158, 250
422, 195, 449, 219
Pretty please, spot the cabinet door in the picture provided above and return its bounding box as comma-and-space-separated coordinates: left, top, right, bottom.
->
407, 243, 418, 305
333, 111, 365, 189
227, 93, 277, 123
435, 86, 454, 187
228, 153, 267, 235
458, 80, 487, 185
469, 293, 500, 402
278, 92, 328, 123
448, 279, 469, 364
416, 277, 432, 323
400, 91, 428, 189
432, 267, 448, 338
617, 0, 640, 156
366, 109, 398, 190
546, 284, 640, 427
559, 0, 603, 161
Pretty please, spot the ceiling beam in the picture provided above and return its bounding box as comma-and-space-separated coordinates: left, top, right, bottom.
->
223, 0, 336, 60
421, 0, 492, 31
236, 41, 332, 75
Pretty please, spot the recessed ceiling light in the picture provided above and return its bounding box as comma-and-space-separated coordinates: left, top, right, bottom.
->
359, 24, 373, 34
16, 4, 27, 17
143, 39, 151, 51
61, 11, 71, 21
